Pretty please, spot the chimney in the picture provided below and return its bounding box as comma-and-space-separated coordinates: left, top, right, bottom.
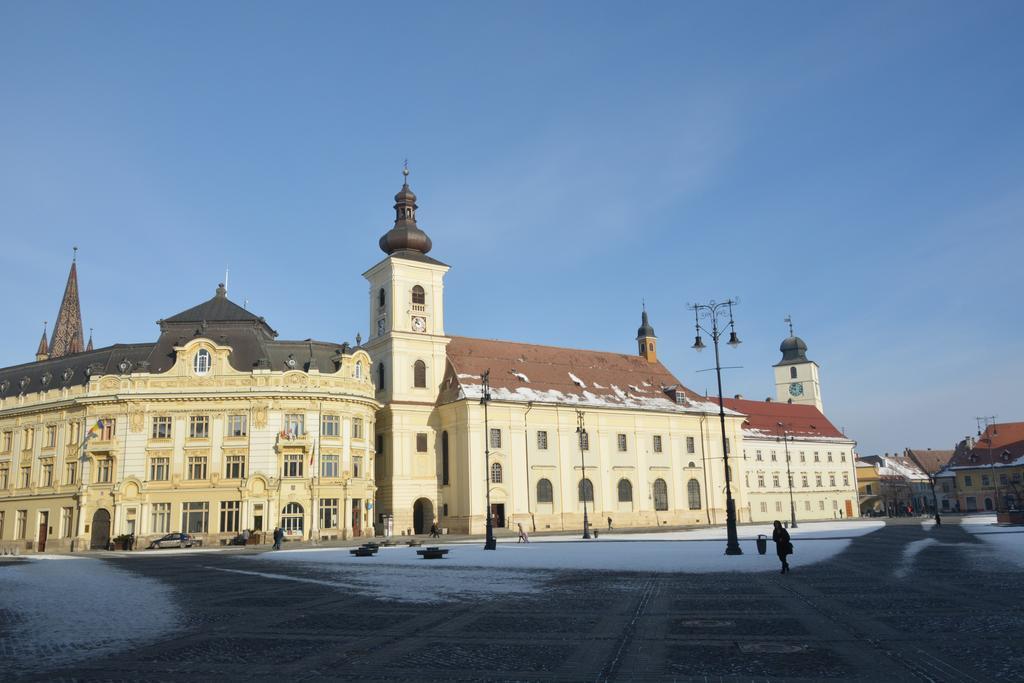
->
734, 394, 743, 400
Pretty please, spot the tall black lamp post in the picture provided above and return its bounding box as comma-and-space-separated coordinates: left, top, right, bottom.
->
482, 370, 496, 550
776, 423, 798, 529
690, 299, 743, 556
576, 409, 591, 539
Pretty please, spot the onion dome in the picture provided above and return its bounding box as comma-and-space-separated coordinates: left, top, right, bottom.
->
379, 166, 433, 255
636, 308, 656, 339
779, 335, 808, 363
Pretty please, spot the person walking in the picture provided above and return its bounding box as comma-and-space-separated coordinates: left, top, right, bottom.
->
272, 527, 284, 550
517, 522, 530, 543
772, 520, 792, 574
607, 516, 613, 531
429, 521, 440, 539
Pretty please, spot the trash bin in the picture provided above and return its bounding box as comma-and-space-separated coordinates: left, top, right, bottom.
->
756, 534, 768, 555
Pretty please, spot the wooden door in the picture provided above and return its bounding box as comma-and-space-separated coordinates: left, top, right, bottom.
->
90, 509, 111, 550
351, 499, 361, 536
845, 500, 853, 518
38, 511, 49, 552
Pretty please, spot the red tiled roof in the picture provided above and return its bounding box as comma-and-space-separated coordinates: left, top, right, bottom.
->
716, 397, 847, 440
440, 336, 723, 413
948, 422, 1024, 468
904, 449, 955, 475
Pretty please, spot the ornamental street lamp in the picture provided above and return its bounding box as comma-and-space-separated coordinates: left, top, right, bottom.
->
482, 370, 496, 550
576, 409, 592, 539
776, 423, 798, 529
690, 299, 743, 556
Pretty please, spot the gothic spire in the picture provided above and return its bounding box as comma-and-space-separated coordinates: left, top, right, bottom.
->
49, 249, 85, 358
36, 322, 49, 361
86, 328, 93, 352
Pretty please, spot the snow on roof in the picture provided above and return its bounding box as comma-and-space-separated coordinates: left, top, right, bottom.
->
716, 397, 849, 441
442, 336, 741, 417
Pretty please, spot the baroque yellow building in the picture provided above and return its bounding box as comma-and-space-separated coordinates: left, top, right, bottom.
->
0, 268, 377, 552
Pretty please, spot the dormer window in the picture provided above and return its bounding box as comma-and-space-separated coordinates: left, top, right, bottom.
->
193, 349, 211, 375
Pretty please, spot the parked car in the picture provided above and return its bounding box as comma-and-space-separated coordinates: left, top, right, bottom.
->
148, 533, 195, 549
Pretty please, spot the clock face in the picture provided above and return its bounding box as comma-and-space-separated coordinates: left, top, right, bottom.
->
412, 316, 426, 333
789, 382, 804, 397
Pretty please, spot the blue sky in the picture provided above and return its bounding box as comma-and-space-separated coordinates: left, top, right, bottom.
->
1, 2, 1021, 455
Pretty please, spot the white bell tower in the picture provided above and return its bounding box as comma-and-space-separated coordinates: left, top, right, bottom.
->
773, 317, 823, 412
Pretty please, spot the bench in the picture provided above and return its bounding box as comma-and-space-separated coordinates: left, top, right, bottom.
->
350, 545, 378, 557
416, 546, 449, 560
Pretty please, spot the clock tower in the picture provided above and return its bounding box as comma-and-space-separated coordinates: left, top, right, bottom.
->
772, 318, 823, 412
363, 168, 450, 533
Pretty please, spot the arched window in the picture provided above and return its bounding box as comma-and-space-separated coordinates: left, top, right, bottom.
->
411, 285, 425, 305
578, 478, 594, 502
790, 366, 797, 379
687, 479, 702, 510
377, 363, 385, 391
536, 478, 553, 503
653, 478, 668, 511
193, 349, 211, 375
281, 503, 304, 534
490, 462, 502, 484
441, 431, 449, 486
378, 288, 386, 308
413, 360, 426, 388
354, 360, 363, 379
617, 478, 633, 502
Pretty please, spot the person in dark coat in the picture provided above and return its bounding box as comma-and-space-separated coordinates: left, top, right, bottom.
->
272, 527, 284, 550
772, 520, 792, 574
429, 522, 440, 538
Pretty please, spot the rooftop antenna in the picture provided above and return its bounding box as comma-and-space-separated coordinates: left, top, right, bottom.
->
975, 415, 998, 437
224, 266, 229, 292
784, 314, 794, 337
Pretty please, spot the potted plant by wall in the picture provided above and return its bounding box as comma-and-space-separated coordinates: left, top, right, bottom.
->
111, 534, 133, 551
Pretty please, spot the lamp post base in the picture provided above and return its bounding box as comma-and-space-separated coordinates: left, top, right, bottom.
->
724, 545, 743, 556
484, 537, 496, 550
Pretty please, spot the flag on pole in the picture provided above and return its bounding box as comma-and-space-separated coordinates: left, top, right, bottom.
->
83, 419, 104, 444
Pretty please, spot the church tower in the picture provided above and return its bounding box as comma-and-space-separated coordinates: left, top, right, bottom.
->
363, 167, 450, 533
48, 248, 86, 359
636, 305, 657, 363
773, 317, 823, 411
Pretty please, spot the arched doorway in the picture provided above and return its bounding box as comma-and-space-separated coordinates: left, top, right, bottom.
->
413, 498, 433, 534
90, 509, 111, 550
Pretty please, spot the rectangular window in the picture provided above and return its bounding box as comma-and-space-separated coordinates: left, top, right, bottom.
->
841, 454, 847, 462
800, 453, 806, 463
802, 474, 808, 487
16, 510, 27, 539
95, 459, 112, 483
776, 501, 783, 512
1000, 474, 1009, 485
804, 500, 811, 511
285, 413, 305, 437
827, 452, 833, 462
758, 474, 765, 487
320, 454, 339, 478
0, 466, 8, 488
182, 502, 209, 534
225, 455, 246, 479
686, 436, 695, 454
756, 450, 763, 461
321, 414, 340, 437
187, 455, 207, 480
188, 415, 210, 439
653, 435, 662, 453
982, 474, 991, 486
61, 507, 74, 538
815, 474, 823, 487
151, 503, 171, 534
45, 426, 57, 449
965, 476, 973, 487
67, 422, 80, 445
352, 418, 363, 439
22, 428, 34, 450
490, 428, 502, 449
814, 452, 820, 462
151, 416, 172, 440
770, 451, 777, 462
320, 498, 340, 529
41, 462, 54, 487
219, 501, 240, 533
759, 502, 767, 513
65, 462, 76, 485
353, 456, 363, 478
772, 473, 780, 488
579, 431, 589, 451
283, 453, 303, 478
819, 500, 825, 510
617, 434, 627, 452
149, 457, 169, 481
843, 473, 849, 486
829, 474, 836, 487
537, 431, 548, 450
416, 433, 428, 453
2, 431, 11, 452
20, 466, 31, 488
865, 483, 873, 495
99, 420, 115, 441
227, 414, 248, 438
